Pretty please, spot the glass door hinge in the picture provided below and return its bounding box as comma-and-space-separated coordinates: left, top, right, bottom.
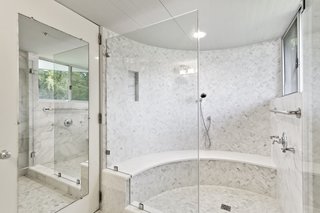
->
99, 191, 102, 202
98, 113, 102, 124
30, 151, 36, 158
98, 33, 102, 45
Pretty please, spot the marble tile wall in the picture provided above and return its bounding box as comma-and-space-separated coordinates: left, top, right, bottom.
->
309, 30, 320, 213
18, 51, 89, 179
302, 4, 320, 210
18, 50, 30, 172
270, 93, 303, 213
32, 99, 88, 170
199, 41, 282, 156
106, 35, 198, 167
101, 169, 131, 213
106, 34, 282, 167
130, 160, 276, 203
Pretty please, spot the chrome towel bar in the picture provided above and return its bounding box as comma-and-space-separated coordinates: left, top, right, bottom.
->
270, 108, 301, 118
42, 107, 88, 112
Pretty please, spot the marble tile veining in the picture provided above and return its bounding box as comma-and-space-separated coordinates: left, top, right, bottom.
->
271, 94, 303, 213
106, 32, 281, 167
18, 176, 75, 213
144, 185, 281, 213
131, 159, 276, 203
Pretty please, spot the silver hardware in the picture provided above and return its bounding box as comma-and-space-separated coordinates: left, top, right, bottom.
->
98, 113, 102, 124
270, 108, 301, 118
0, 150, 11, 159
281, 147, 296, 153
138, 203, 144, 210
42, 107, 52, 112
30, 151, 36, 158
270, 136, 280, 144
64, 119, 73, 127
271, 132, 295, 153
43, 107, 88, 112
114, 166, 119, 171
221, 204, 231, 212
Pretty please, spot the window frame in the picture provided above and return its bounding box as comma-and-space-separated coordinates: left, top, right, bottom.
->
38, 58, 88, 102
281, 8, 303, 96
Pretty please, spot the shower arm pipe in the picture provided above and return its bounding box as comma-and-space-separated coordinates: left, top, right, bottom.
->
270, 108, 301, 118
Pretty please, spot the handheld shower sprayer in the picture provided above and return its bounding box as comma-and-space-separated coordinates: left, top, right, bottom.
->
199, 93, 212, 149
200, 93, 207, 101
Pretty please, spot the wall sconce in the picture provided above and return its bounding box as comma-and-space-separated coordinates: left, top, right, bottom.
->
178, 65, 196, 75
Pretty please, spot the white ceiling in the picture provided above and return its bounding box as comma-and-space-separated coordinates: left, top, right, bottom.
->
56, 0, 301, 50
19, 15, 88, 67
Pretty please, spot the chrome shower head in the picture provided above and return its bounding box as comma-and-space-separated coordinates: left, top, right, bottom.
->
200, 93, 207, 99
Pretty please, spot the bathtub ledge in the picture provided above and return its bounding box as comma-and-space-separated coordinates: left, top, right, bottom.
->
111, 150, 276, 176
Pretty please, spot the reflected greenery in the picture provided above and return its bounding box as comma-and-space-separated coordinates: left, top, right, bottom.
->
38, 69, 69, 100
71, 71, 89, 101
38, 64, 88, 101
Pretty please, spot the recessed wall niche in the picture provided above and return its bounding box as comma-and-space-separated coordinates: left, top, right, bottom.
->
128, 71, 139, 102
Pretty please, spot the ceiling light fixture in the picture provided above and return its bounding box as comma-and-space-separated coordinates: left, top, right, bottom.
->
193, 31, 207, 39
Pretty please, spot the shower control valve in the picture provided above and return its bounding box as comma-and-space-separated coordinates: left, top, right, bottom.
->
270, 136, 280, 144
271, 133, 295, 154
64, 119, 73, 127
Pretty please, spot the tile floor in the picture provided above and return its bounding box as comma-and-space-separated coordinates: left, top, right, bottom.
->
144, 185, 282, 213
18, 176, 75, 213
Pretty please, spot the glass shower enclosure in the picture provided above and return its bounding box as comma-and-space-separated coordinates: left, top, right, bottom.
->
105, 11, 200, 212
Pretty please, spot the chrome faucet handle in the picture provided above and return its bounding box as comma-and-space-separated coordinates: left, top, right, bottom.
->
272, 140, 281, 144
270, 136, 280, 139
281, 147, 295, 153
270, 136, 281, 144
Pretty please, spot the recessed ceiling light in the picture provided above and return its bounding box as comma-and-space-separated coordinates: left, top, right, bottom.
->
193, 31, 207, 39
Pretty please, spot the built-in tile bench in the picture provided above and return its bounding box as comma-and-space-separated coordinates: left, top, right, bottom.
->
101, 150, 277, 213
27, 161, 89, 199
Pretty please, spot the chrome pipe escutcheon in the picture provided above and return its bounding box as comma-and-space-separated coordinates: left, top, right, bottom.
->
0, 150, 11, 159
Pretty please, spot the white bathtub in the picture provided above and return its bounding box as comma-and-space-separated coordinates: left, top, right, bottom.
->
102, 150, 277, 213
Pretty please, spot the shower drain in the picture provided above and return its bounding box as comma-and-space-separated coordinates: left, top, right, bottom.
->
220, 204, 231, 211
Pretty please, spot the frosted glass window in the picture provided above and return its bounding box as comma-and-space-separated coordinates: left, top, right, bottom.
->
283, 18, 299, 95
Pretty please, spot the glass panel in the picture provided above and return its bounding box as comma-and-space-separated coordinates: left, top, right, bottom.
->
38, 59, 69, 100
105, 11, 199, 212
302, 0, 320, 212
71, 67, 89, 101
53, 46, 89, 188
283, 18, 299, 95
18, 14, 89, 213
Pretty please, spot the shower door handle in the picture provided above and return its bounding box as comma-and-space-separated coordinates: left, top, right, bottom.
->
0, 150, 11, 160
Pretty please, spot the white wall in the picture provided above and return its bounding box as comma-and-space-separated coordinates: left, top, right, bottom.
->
0, 0, 100, 212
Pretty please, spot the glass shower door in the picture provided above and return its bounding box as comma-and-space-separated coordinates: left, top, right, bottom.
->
53, 47, 90, 186
104, 10, 200, 213
302, 0, 320, 211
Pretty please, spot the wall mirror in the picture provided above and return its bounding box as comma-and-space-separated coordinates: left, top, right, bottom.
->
18, 14, 89, 212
